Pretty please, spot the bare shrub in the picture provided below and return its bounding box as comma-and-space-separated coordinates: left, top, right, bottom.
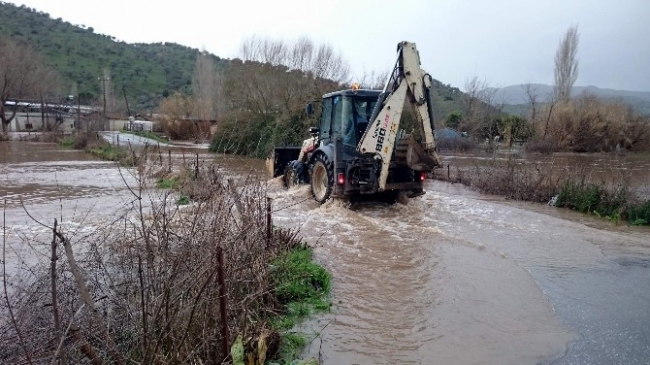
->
469, 158, 564, 202
438, 152, 649, 218
159, 118, 211, 141
1, 157, 306, 364
436, 136, 477, 152
157, 93, 211, 141
524, 138, 560, 154
540, 95, 650, 152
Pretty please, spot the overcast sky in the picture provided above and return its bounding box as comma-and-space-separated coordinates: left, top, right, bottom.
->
8, 0, 650, 91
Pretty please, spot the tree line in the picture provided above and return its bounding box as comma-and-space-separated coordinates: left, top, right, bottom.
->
2, 23, 648, 153
448, 25, 650, 153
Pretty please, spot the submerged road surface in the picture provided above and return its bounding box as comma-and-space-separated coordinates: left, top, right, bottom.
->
268, 180, 650, 365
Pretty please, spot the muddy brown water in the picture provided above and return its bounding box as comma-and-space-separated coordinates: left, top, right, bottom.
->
2, 141, 649, 364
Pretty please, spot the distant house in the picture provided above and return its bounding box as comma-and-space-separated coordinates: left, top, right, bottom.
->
3, 100, 81, 132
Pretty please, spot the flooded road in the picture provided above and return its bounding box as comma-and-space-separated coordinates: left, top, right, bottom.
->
2, 142, 649, 364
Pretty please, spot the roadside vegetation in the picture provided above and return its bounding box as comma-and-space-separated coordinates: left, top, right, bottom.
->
1, 147, 331, 364
554, 179, 650, 225
436, 155, 650, 226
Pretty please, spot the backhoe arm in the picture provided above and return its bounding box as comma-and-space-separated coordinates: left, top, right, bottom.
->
357, 41, 442, 191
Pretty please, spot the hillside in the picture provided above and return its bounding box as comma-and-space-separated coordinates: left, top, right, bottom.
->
428, 79, 466, 123
493, 84, 650, 115
0, 1, 469, 120
0, 2, 228, 111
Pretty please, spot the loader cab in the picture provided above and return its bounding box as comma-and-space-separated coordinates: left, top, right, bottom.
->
315, 89, 381, 150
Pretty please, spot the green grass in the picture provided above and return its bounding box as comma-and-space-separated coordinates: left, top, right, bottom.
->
270, 246, 331, 363
87, 144, 134, 166
58, 136, 75, 148
176, 193, 190, 205
555, 180, 650, 226
627, 200, 650, 226
156, 176, 179, 189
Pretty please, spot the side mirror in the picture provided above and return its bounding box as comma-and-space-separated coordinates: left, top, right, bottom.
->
309, 127, 319, 135
305, 103, 314, 116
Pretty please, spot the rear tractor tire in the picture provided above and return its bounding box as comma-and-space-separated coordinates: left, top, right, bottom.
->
283, 160, 308, 188
310, 154, 334, 204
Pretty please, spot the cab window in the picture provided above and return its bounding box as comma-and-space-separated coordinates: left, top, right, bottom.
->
319, 97, 333, 140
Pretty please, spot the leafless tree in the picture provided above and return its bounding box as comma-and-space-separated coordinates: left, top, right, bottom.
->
0, 37, 59, 132
192, 51, 224, 122
240, 36, 350, 83
214, 36, 351, 155
357, 70, 390, 90
463, 76, 488, 121
541, 91, 558, 139
100, 67, 118, 117
522, 82, 539, 126
553, 25, 580, 103
462, 76, 503, 141
287, 37, 314, 71
241, 35, 289, 67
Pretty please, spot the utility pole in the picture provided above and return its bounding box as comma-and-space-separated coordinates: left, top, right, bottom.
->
123, 86, 131, 117
77, 93, 81, 130
102, 77, 107, 119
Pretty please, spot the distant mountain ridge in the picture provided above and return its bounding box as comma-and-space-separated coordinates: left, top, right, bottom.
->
492, 84, 650, 115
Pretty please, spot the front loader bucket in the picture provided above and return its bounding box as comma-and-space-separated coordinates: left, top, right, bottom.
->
267, 146, 301, 178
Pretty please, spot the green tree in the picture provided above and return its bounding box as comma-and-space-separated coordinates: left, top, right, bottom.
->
446, 111, 462, 129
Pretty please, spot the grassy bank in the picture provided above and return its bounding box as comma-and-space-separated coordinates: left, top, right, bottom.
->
270, 246, 331, 362
554, 180, 650, 225
87, 144, 134, 165
436, 154, 650, 226
58, 132, 135, 166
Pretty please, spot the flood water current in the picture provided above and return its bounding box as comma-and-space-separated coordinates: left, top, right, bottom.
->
2, 141, 649, 365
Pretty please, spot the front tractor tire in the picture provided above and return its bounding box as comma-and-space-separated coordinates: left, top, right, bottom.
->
283, 160, 308, 188
310, 154, 334, 204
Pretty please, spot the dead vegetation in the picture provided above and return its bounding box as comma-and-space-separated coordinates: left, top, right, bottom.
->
1, 150, 328, 364
435, 154, 650, 225
438, 156, 562, 202
535, 95, 650, 153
